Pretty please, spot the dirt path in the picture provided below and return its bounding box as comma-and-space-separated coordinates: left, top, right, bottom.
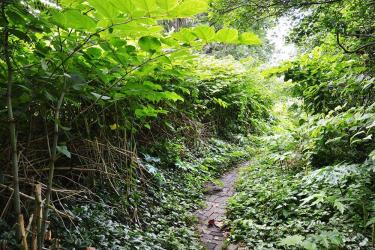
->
195, 164, 245, 250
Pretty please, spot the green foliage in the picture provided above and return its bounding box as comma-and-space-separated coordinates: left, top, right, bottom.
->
239, 32, 262, 45
226, 36, 374, 248
51, 139, 250, 249
227, 136, 375, 249
210, 1, 375, 249
279, 231, 344, 250
2, 0, 374, 249
211, 0, 375, 61
215, 28, 239, 44
283, 45, 373, 115
296, 105, 375, 168
52, 9, 97, 30
0, 0, 266, 249
138, 36, 162, 53
0, 0, 263, 146
268, 40, 375, 170
187, 56, 272, 136
193, 25, 215, 43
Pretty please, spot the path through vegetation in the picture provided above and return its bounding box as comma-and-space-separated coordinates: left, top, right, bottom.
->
1, 1, 374, 249
196, 163, 248, 250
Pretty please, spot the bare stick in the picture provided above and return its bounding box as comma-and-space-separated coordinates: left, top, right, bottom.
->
18, 214, 28, 250
38, 81, 67, 249
33, 184, 42, 250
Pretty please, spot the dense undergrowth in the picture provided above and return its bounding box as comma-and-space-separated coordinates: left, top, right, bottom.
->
228, 135, 375, 249
50, 139, 251, 249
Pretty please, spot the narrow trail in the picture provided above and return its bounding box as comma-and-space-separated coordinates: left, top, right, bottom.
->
196, 163, 247, 250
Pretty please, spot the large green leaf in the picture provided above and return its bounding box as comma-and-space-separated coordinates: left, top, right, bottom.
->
113, 0, 145, 18
162, 91, 184, 102
239, 32, 262, 45
52, 9, 96, 30
193, 25, 215, 43
170, 0, 208, 17
85, 47, 102, 59
88, 0, 119, 18
138, 36, 161, 52
144, 81, 162, 90
215, 28, 238, 44
172, 28, 196, 43
156, 0, 178, 13
59, 0, 85, 7
102, 19, 163, 37
160, 37, 179, 47
133, 0, 160, 16
6, 8, 27, 26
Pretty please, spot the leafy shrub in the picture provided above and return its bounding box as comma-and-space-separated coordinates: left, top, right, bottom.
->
187, 56, 272, 136
45, 139, 250, 249
227, 141, 375, 249
296, 105, 375, 168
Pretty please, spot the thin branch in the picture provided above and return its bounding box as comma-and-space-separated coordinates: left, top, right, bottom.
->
0, 184, 73, 219
336, 30, 375, 53
216, 0, 342, 15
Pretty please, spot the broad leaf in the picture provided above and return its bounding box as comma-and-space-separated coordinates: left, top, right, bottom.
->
333, 200, 346, 214
112, 21, 163, 37
110, 124, 119, 130
239, 32, 261, 45
52, 9, 96, 30
170, 0, 208, 17
91, 92, 111, 100
113, 0, 145, 18
215, 28, 238, 44
156, 0, 178, 13
138, 36, 161, 52
88, 0, 119, 18
193, 25, 215, 43
144, 81, 162, 90
173, 28, 196, 43
163, 91, 184, 102
366, 216, 375, 227
133, 0, 160, 16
